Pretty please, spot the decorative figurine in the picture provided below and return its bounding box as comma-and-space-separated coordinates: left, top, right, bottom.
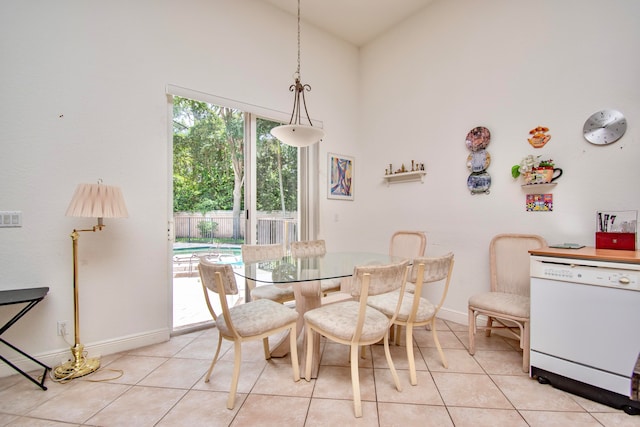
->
528, 126, 551, 148
385, 160, 425, 175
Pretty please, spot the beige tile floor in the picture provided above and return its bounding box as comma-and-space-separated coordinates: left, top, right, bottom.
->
1, 320, 639, 426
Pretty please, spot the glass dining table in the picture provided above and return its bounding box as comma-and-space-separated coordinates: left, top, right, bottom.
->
235, 251, 407, 378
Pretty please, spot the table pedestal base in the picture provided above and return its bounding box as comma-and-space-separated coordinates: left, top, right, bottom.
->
269, 280, 321, 378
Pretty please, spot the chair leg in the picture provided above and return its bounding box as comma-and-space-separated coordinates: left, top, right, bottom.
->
350, 343, 362, 418
394, 325, 402, 346
485, 316, 493, 337
304, 323, 314, 381
430, 318, 448, 369
383, 332, 402, 393
227, 340, 242, 410
289, 323, 300, 381
262, 337, 271, 360
522, 320, 530, 373
468, 307, 476, 355
405, 324, 417, 386
205, 333, 223, 382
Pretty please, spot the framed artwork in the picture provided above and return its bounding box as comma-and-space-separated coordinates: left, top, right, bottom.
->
328, 153, 354, 200
526, 194, 553, 212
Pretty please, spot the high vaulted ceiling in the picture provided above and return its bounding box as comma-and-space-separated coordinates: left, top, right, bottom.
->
259, 0, 435, 46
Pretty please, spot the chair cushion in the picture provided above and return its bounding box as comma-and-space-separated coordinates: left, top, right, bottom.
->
216, 299, 298, 337
403, 282, 416, 294
304, 301, 389, 342
251, 285, 295, 304
468, 292, 529, 318
367, 290, 435, 322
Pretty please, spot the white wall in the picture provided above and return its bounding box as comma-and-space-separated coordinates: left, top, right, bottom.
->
0, 0, 358, 375
350, 0, 640, 323
1, 0, 639, 377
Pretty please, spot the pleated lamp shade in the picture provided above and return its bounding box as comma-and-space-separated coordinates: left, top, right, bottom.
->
66, 183, 128, 218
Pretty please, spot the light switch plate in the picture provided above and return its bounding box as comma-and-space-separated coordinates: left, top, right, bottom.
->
0, 211, 22, 227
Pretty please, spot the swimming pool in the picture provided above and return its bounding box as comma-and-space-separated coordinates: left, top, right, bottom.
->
172, 245, 242, 266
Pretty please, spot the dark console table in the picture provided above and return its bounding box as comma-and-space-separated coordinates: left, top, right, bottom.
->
0, 287, 50, 390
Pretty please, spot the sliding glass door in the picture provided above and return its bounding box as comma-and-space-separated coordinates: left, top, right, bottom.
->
169, 91, 310, 331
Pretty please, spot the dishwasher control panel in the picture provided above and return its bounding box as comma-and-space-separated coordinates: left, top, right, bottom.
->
531, 256, 640, 291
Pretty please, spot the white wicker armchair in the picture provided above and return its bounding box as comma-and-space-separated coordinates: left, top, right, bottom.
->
468, 233, 547, 372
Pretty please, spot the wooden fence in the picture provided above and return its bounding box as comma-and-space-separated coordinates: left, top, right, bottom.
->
174, 211, 297, 245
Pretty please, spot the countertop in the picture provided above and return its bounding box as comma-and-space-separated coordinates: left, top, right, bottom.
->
529, 246, 640, 264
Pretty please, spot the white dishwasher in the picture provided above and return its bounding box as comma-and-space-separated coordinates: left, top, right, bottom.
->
530, 250, 640, 415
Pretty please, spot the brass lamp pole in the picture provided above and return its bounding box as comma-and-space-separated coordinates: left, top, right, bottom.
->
54, 182, 128, 380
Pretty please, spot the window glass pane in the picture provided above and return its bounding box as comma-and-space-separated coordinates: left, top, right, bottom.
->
255, 118, 298, 245
172, 96, 246, 330
170, 95, 304, 331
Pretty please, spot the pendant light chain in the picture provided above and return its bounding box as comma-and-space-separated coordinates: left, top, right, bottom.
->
270, 0, 325, 147
296, 0, 301, 80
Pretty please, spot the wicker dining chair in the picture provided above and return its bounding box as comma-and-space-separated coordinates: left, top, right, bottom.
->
241, 243, 295, 304
468, 233, 547, 372
389, 230, 427, 292
290, 239, 341, 296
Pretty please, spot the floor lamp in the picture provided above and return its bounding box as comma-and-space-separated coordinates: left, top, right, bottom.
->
53, 180, 128, 380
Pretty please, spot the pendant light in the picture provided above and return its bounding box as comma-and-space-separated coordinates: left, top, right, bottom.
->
271, 0, 324, 147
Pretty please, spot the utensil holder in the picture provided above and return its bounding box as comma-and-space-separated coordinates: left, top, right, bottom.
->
595, 210, 637, 250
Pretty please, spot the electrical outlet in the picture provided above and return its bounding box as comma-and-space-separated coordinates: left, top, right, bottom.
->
0, 211, 22, 228
57, 321, 68, 336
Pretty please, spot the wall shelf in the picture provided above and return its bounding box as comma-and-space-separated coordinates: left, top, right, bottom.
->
521, 182, 557, 193
383, 171, 426, 186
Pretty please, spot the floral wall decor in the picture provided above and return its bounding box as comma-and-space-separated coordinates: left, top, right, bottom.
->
512, 155, 562, 185
513, 125, 562, 186
514, 126, 562, 212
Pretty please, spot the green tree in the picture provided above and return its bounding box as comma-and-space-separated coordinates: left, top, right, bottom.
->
173, 97, 244, 238
173, 97, 297, 241
173, 97, 236, 211
256, 118, 298, 212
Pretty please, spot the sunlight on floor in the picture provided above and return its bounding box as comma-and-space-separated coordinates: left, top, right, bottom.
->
173, 272, 245, 330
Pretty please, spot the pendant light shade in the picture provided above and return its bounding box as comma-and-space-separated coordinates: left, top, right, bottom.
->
271, 124, 324, 148
271, 0, 324, 147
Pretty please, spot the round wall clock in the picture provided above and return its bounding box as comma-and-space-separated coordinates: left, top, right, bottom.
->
583, 109, 627, 145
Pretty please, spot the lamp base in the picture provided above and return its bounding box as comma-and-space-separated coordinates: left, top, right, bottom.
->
53, 344, 100, 380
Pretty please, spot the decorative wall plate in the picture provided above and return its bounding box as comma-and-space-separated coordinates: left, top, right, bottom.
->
467, 171, 491, 194
466, 149, 491, 172
465, 126, 491, 151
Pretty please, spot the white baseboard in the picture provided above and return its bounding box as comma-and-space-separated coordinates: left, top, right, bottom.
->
436, 309, 499, 331
0, 328, 170, 379
436, 306, 469, 326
